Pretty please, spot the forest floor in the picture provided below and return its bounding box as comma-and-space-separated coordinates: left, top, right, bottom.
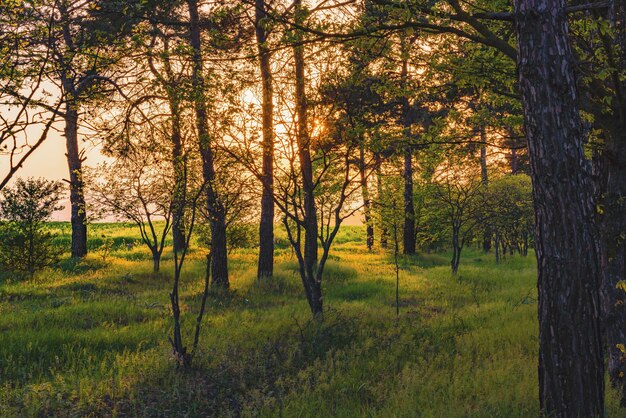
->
0, 224, 622, 417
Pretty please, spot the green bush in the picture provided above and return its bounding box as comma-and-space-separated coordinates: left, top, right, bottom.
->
0, 178, 64, 279
0, 223, 62, 279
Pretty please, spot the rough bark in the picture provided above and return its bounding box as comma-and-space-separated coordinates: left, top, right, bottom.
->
64, 102, 88, 258
186, 0, 228, 288
255, 0, 275, 281
599, 0, 626, 405
514, 0, 605, 415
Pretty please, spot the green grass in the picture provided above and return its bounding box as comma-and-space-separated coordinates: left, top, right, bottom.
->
0, 224, 622, 416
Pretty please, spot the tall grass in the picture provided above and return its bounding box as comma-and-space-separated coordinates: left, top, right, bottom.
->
0, 224, 621, 416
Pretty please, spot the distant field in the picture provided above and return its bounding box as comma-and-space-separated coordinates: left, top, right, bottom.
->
0, 223, 621, 416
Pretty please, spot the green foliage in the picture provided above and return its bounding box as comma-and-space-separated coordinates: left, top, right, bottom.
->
0, 178, 64, 225
0, 223, 624, 416
196, 222, 258, 252
0, 224, 60, 280
482, 174, 534, 255
0, 178, 64, 279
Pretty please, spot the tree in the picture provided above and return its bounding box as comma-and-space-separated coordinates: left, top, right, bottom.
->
352, 1, 607, 411
254, 0, 276, 281
2, 0, 143, 258
255, 1, 371, 318
482, 174, 533, 260
0, 178, 64, 278
168, 177, 211, 368
185, 0, 229, 288
572, 0, 626, 403
290, 0, 323, 317
514, 0, 605, 414
142, 20, 191, 255
0, 1, 61, 190
87, 155, 173, 273
430, 161, 484, 274
318, 54, 388, 252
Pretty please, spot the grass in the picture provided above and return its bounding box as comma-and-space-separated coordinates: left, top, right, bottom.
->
0, 223, 622, 417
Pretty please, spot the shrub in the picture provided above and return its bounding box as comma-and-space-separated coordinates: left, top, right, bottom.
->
0, 178, 64, 278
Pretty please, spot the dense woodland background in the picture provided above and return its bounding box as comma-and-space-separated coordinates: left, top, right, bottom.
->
0, 0, 624, 416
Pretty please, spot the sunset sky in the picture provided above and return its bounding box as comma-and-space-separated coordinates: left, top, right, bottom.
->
2, 127, 106, 221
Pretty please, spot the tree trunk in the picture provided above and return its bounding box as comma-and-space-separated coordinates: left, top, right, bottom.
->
64, 102, 87, 258
494, 232, 500, 263
186, 0, 229, 288
255, 0, 275, 281
479, 134, 488, 184
400, 45, 416, 256
480, 132, 491, 252
170, 96, 186, 254
402, 147, 416, 255
210, 215, 229, 287
376, 155, 388, 249
514, 0, 605, 415
511, 147, 519, 174
308, 272, 323, 319
598, 0, 626, 406
169, 257, 189, 367
359, 146, 374, 251
152, 252, 160, 273
294, 0, 320, 318
451, 228, 461, 274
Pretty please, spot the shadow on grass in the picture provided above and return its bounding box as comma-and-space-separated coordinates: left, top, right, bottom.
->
3, 309, 364, 417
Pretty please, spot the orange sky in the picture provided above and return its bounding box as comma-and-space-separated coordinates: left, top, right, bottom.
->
2, 128, 107, 221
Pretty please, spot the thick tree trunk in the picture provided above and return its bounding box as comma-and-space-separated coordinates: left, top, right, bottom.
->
359, 146, 374, 251
402, 147, 416, 255
599, 0, 626, 405
514, 0, 605, 415
186, 0, 229, 288
255, 0, 275, 281
308, 272, 323, 318
152, 252, 161, 273
64, 103, 87, 258
601, 135, 626, 406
